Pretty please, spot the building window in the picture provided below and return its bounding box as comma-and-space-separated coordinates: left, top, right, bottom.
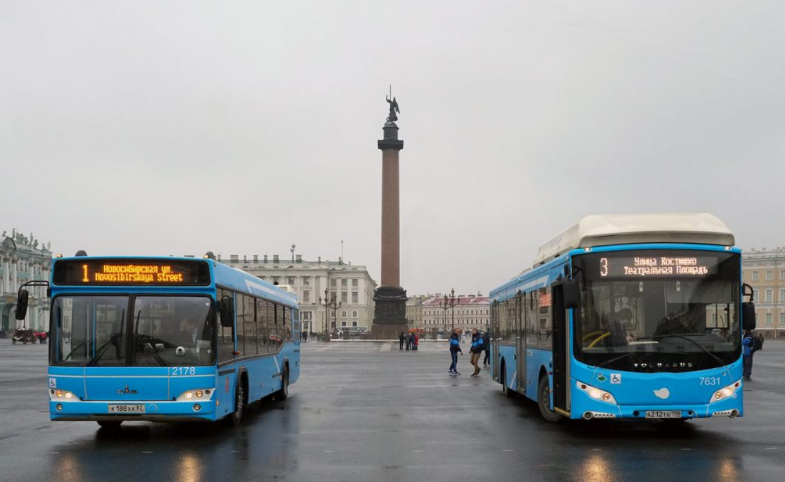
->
781, 313, 785, 326
272, 276, 280, 284
288, 277, 295, 285
301, 311, 313, 321
303, 277, 311, 286
781, 270, 785, 281
352, 321, 358, 327
352, 292, 358, 303
766, 313, 772, 325
754, 288, 760, 301
766, 271, 773, 281
352, 279, 358, 287
341, 279, 347, 287
331, 279, 336, 287
352, 310, 358, 317
765, 289, 773, 303
752, 271, 759, 281
341, 292, 348, 303
342, 310, 347, 318
342, 321, 347, 327
303, 291, 310, 303
780, 289, 785, 303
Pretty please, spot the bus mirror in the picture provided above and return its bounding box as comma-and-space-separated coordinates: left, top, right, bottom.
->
15, 290, 29, 320
742, 302, 756, 330
219, 298, 234, 328
564, 279, 580, 309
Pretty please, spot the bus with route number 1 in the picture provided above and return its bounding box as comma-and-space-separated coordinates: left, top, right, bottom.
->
15, 252, 300, 427
489, 213, 756, 422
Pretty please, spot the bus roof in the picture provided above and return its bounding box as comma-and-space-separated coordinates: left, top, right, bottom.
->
533, 213, 735, 266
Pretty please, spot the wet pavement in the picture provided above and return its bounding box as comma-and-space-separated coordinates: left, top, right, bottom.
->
1, 338, 784, 481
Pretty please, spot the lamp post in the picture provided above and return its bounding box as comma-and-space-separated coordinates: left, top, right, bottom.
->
440, 294, 450, 336
319, 288, 342, 338
449, 288, 456, 332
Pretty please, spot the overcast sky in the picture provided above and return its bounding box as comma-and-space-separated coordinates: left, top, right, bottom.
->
2, 1, 783, 296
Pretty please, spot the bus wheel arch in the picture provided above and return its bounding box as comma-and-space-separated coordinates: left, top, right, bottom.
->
274, 362, 290, 401
538, 369, 562, 423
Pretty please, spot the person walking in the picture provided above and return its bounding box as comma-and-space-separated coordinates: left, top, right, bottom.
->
413, 332, 419, 351
399, 331, 405, 350
449, 328, 463, 375
469, 328, 484, 377
482, 330, 490, 367
742, 329, 754, 380
405, 332, 411, 351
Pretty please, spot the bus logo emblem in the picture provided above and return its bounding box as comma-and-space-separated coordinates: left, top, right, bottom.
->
596, 374, 607, 383
654, 388, 670, 399
117, 385, 137, 394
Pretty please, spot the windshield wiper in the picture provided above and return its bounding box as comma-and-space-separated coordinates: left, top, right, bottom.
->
143, 342, 168, 366
653, 334, 727, 368
87, 334, 122, 366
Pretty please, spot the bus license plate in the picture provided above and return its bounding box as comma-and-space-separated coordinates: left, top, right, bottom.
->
108, 404, 146, 414
645, 410, 681, 419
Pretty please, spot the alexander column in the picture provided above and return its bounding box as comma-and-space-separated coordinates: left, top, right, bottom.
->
372, 92, 408, 339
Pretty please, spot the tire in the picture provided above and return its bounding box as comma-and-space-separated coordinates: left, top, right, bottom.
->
274, 366, 289, 401
11, 339, 16, 345
226, 380, 245, 426
501, 362, 514, 398
97, 421, 122, 429
538, 376, 563, 423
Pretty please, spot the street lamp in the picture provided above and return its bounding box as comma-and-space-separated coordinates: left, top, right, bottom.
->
449, 288, 456, 332
439, 294, 450, 336
319, 288, 342, 338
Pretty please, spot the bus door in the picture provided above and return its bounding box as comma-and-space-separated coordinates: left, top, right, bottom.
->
515, 292, 526, 395
491, 301, 500, 382
551, 283, 569, 414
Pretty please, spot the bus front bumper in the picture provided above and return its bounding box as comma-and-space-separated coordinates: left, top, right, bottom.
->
50, 399, 217, 422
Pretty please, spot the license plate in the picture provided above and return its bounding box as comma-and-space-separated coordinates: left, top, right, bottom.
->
645, 410, 681, 419
108, 404, 146, 414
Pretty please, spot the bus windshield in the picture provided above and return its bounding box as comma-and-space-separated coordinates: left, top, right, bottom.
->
571, 250, 740, 372
53, 295, 215, 366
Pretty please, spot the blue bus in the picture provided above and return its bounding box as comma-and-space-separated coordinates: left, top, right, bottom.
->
15, 253, 300, 427
489, 214, 756, 422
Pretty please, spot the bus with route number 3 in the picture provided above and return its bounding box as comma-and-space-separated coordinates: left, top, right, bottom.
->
15, 252, 300, 428
490, 214, 756, 422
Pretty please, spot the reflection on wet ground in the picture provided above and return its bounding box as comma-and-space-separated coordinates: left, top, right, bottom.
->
1, 339, 784, 482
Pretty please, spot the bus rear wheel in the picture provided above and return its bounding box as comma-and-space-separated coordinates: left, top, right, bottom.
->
538, 376, 563, 423
226, 381, 245, 426
501, 362, 514, 398
274, 366, 289, 401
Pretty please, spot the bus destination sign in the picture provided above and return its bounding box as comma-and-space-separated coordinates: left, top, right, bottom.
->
599, 256, 718, 278
53, 259, 211, 286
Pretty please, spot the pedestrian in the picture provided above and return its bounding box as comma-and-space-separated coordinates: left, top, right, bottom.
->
482, 330, 490, 366
448, 328, 463, 375
742, 329, 755, 380
413, 332, 419, 351
469, 328, 484, 377
406, 332, 411, 351
302, 331, 308, 343
399, 331, 405, 350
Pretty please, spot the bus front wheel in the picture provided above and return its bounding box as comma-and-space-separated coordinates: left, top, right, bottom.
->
227, 381, 245, 426
538, 376, 563, 423
501, 362, 514, 398
97, 421, 122, 429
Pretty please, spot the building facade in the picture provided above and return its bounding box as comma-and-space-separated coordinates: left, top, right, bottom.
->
418, 293, 490, 335
218, 253, 377, 335
1, 230, 53, 333
743, 248, 785, 338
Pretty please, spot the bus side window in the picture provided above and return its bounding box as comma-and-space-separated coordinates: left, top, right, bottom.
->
284, 308, 292, 340
217, 289, 235, 364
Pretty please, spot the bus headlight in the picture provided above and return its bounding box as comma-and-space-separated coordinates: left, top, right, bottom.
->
709, 380, 741, 404
176, 389, 215, 402
576, 381, 617, 404
50, 389, 79, 401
